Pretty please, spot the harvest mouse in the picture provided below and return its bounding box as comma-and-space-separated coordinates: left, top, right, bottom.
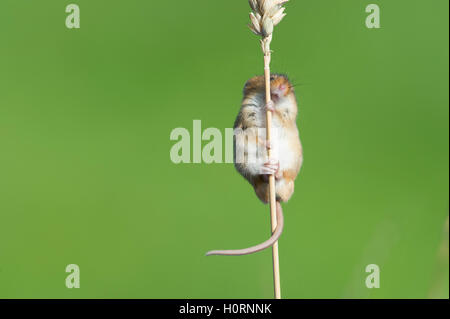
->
206, 74, 303, 256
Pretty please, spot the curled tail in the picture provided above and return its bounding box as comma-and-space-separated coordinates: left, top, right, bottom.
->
206, 201, 284, 256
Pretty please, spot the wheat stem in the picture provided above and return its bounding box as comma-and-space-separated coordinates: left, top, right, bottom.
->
248, 0, 289, 300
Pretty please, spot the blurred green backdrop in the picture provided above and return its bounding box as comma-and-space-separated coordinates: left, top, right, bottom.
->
0, 0, 448, 299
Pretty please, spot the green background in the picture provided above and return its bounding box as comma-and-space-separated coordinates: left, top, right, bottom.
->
0, 0, 448, 299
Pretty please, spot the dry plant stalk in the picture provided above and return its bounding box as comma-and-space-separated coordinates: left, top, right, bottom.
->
248, 0, 289, 299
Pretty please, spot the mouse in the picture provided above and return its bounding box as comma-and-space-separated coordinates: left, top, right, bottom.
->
206, 74, 303, 256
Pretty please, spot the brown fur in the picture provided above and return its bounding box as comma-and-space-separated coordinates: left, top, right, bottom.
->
235, 74, 303, 204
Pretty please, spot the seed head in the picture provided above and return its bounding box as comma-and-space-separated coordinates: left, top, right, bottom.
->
247, 0, 289, 54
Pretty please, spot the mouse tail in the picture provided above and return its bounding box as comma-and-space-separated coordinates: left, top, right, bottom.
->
205, 201, 284, 256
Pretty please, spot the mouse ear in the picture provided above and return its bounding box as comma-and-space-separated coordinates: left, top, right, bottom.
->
243, 76, 261, 95
243, 79, 252, 95
243, 77, 256, 90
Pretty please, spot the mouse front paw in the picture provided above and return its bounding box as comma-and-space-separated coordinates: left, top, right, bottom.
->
265, 100, 275, 112
259, 158, 280, 177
